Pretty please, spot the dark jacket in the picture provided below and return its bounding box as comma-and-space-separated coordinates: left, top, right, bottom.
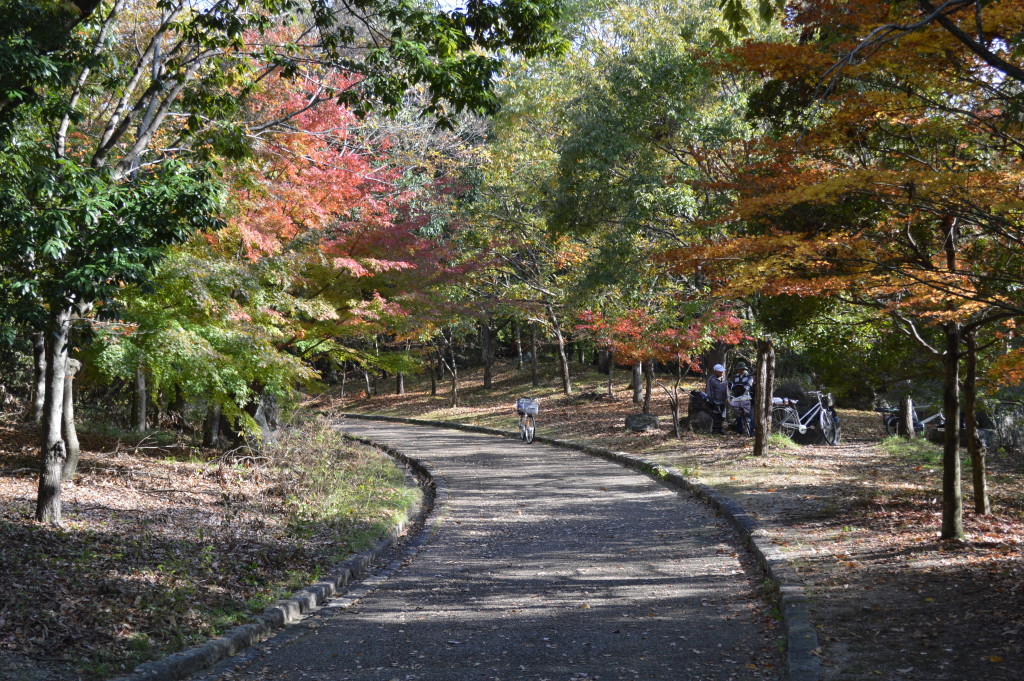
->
706, 375, 728, 405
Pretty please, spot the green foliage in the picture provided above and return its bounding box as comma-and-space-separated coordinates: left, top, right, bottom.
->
718, 0, 785, 36
0, 150, 223, 321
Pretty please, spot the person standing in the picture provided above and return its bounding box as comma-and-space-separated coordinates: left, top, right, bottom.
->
730, 362, 754, 435
706, 363, 729, 434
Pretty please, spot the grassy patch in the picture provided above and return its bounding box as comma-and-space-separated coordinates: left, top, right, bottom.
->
767, 433, 800, 451
877, 435, 944, 465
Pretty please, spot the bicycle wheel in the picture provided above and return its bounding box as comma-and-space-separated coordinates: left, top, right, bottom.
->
771, 406, 798, 437
820, 408, 840, 445
523, 415, 536, 444
884, 414, 898, 437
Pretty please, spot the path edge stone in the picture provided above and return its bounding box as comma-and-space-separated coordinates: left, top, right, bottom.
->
107, 442, 439, 681
338, 412, 821, 681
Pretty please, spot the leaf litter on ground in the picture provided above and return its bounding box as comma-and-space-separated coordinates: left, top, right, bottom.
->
340, 366, 1024, 681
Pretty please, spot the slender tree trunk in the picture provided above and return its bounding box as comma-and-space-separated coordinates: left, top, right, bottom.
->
340, 362, 347, 398
671, 396, 681, 437
481, 319, 493, 389
941, 322, 965, 541
530, 323, 539, 387
363, 369, 373, 398
155, 390, 166, 429
203, 403, 221, 448
30, 331, 46, 424
61, 358, 82, 481
448, 341, 460, 408
899, 395, 915, 439
632, 363, 643, 404
131, 364, 147, 433
397, 341, 410, 396
606, 349, 615, 399
546, 304, 571, 396
515, 323, 524, 369
964, 331, 990, 514
642, 358, 654, 414
36, 305, 73, 524
430, 356, 438, 396
752, 338, 775, 457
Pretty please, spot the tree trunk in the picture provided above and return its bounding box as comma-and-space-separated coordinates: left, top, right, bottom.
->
899, 395, 915, 439
606, 349, 615, 399
155, 390, 166, 429
941, 322, 965, 541
632, 363, 643, 404
340, 362, 347, 398
752, 338, 775, 457
30, 331, 46, 424
429, 358, 438, 396
363, 369, 373, 398
515, 322, 524, 369
35, 305, 73, 524
481, 319, 493, 389
642, 359, 654, 414
964, 330, 990, 514
131, 364, 147, 433
168, 387, 186, 426
546, 304, 571, 396
703, 340, 728, 381
397, 372, 405, 395
61, 358, 82, 481
530, 323, 539, 387
448, 341, 460, 408
203, 403, 221, 448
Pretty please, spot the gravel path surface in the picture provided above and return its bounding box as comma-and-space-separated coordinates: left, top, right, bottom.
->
198, 419, 782, 681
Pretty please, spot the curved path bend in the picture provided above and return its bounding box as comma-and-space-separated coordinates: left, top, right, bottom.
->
199, 419, 782, 681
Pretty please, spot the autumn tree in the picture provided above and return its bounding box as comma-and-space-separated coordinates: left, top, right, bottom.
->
688, 0, 1024, 538
0, 0, 566, 524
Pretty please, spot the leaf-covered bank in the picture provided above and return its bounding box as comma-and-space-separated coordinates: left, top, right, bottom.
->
0, 413, 420, 680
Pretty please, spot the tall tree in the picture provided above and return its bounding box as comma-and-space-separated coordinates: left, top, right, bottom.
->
1, 0, 566, 524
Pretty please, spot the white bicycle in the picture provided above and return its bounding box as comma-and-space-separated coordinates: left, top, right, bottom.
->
515, 397, 539, 444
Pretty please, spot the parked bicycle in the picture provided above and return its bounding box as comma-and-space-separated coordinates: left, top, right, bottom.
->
515, 396, 540, 444
876, 403, 944, 437
730, 391, 753, 436
771, 390, 841, 445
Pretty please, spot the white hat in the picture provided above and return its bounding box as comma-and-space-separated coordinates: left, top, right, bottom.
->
713, 363, 725, 373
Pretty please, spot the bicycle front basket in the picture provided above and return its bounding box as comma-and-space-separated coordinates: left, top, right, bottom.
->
517, 398, 540, 415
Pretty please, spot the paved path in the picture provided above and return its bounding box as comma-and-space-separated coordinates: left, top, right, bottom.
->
198, 419, 781, 681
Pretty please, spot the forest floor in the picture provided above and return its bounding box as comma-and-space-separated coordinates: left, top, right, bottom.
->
0, 410, 420, 681
337, 365, 1024, 681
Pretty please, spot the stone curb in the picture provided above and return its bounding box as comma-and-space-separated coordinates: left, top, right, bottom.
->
338, 412, 821, 681
108, 445, 439, 681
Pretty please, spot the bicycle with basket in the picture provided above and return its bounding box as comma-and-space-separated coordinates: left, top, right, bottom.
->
771, 390, 841, 445
515, 396, 540, 444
